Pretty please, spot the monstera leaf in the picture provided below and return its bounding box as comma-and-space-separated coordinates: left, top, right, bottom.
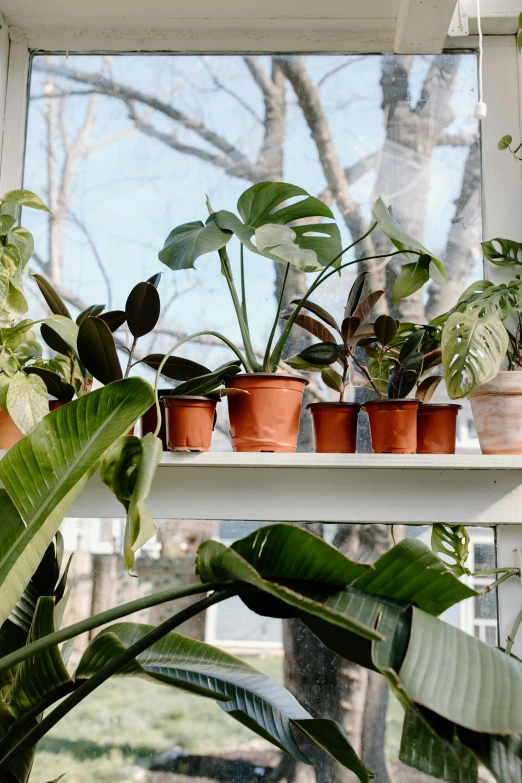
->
482, 238, 522, 267
442, 310, 509, 398
159, 182, 341, 273
455, 278, 522, 320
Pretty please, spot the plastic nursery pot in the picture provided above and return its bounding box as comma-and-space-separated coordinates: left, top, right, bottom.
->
364, 399, 420, 454
163, 395, 218, 452
224, 373, 308, 453
307, 402, 360, 454
0, 408, 24, 449
140, 389, 171, 450
416, 403, 462, 454
468, 371, 522, 454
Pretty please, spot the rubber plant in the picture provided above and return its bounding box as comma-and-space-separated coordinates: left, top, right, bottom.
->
0, 517, 521, 783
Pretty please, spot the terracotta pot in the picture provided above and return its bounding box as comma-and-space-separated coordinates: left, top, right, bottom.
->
365, 399, 420, 454
224, 373, 307, 452
0, 409, 24, 449
140, 389, 171, 450
163, 395, 218, 452
307, 402, 360, 453
469, 371, 522, 454
417, 403, 462, 454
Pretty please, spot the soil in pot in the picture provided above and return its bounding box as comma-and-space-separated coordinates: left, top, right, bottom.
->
417, 403, 462, 454
469, 371, 522, 454
0, 409, 24, 449
141, 389, 171, 450
163, 396, 218, 452
365, 399, 420, 454
307, 402, 360, 453
224, 373, 307, 452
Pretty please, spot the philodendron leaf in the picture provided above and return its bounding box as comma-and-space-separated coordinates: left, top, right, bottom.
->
76, 623, 373, 782
141, 354, 211, 381
0, 378, 154, 627
125, 282, 161, 338
431, 524, 470, 577
441, 311, 509, 399
2, 189, 51, 212
32, 275, 72, 319
374, 197, 447, 284
0, 215, 15, 235
10, 228, 34, 266
77, 316, 123, 385
158, 219, 232, 271
399, 607, 522, 734
6, 371, 49, 435
100, 433, 162, 573
482, 238, 522, 266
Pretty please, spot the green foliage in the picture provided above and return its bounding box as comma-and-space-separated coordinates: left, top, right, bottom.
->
431, 524, 470, 577
482, 238, 522, 266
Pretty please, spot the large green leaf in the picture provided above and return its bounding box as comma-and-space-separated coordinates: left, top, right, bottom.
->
399, 608, 522, 733
441, 310, 509, 399
75, 623, 373, 781
100, 433, 162, 572
2, 190, 51, 212
455, 279, 522, 320
158, 220, 231, 271
6, 371, 48, 436
352, 538, 477, 616
399, 706, 478, 783
238, 182, 334, 227
458, 728, 522, 783
0, 378, 154, 627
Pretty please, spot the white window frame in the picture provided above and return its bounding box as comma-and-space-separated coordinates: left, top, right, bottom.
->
1, 26, 522, 655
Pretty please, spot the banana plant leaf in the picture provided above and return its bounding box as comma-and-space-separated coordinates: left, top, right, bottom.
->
0, 700, 36, 783
458, 727, 522, 783
100, 433, 162, 573
75, 623, 373, 782
0, 378, 154, 627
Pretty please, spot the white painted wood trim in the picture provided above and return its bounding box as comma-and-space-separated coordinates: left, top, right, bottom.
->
0, 14, 9, 174
0, 36, 29, 196
395, 0, 458, 54
496, 526, 522, 658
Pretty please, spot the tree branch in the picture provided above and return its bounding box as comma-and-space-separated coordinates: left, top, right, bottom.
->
68, 212, 113, 309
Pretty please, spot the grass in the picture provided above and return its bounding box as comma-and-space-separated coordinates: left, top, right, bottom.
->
30, 656, 283, 783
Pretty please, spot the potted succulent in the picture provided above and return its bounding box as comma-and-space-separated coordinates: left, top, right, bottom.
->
284, 272, 383, 452
439, 244, 522, 453
158, 181, 445, 452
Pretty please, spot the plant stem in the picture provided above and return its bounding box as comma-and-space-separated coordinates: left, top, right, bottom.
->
152, 330, 248, 437
481, 571, 519, 594
506, 606, 522, 656
347, 346, 381, 397
240, 243, 249, 330
0, 582, 217, 676
219, 246, 258, 372
472, 568, 520, 577
0, 589, 237, 772
265, 263, 290, 372
124, 334, 139, 378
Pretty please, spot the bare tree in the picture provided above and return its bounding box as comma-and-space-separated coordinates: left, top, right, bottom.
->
28, 53, 481, 782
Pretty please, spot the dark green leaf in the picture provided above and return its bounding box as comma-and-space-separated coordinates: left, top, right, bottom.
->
173, 361, 241, 396
77, 316, 123, 385
298, 342, 340, 367
147, 272, 162, 288
125, 282, 161, 338
458, 728, 522, 783
97, 310, 127, 332
321, 367, 344, 393
282, 312, 337, 344
388, 352, 423, 399
0, 700, 36, 783
40, 316, 79, 358
399, 330, 425, 360
141, 354, 211, 381
32, 276, 71, 319
158, 220, 231, 271
76, 304, 105, 326
416, 375, 442, 402
289, 298, 340, 333
24, 368, 75, 402
341, 316, 361, 343
374, 314, 397, 346
482, 237, 522, 266
345, 272, 367, 318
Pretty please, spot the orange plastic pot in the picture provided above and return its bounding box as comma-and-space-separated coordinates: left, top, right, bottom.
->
365, 399, 420, 454
163, 395, 218, 452
0, 409, 24, 449
224, 373, 307, 452
307, 402, 360, 453
417, 403, 462, 454
140, 389, 170, 450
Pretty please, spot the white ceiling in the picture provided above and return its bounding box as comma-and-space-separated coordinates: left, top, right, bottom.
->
0, 0, 519, 54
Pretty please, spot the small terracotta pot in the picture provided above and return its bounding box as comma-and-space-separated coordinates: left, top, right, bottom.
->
0, 409, 24, 449
469, 371, 522, 454
141, 389, 171, 450
307, 402, 360, 453
417, 403, 462, 454
163, 395, 218, 452
224, 373, 307, 453
365, 399, 420, 454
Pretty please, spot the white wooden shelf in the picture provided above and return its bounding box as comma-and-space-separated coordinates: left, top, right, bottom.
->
67, 453, 522, 525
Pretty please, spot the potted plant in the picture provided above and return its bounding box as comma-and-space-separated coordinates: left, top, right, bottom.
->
158, 181, 445, 451
414, 342, 462, 455
283, 272, 383, 452
439, 247, 522, 453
